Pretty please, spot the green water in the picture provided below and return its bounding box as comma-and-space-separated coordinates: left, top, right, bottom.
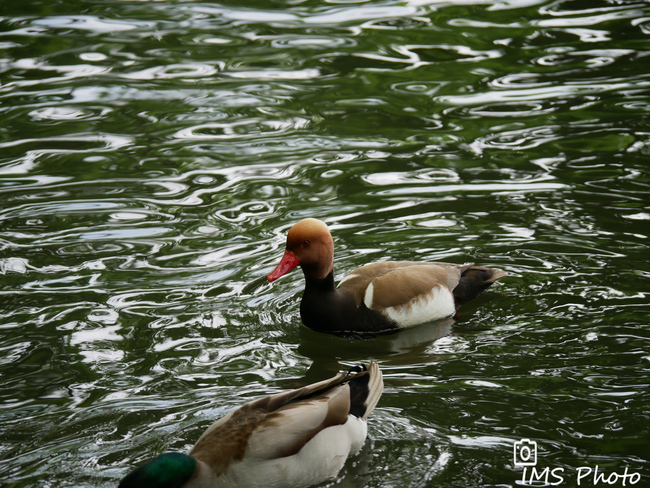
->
1, 0, 649, 487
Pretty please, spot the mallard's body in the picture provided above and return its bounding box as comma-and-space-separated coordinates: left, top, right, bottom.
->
119, 363, 383, 488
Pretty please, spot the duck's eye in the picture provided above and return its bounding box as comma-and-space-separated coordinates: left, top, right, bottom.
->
303, 240, 310, 247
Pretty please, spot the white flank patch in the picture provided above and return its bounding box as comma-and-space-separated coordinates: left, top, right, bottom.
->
384, 286, 455, 328
364, 282, 375, 308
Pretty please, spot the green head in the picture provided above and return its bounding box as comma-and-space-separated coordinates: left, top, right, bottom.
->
119, 452, 197, 488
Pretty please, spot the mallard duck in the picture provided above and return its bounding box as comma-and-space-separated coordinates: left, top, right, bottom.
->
268, 218, 506, 336
119, 362, 383, 488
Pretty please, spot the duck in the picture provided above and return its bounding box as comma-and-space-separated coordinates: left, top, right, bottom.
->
118, 362, 383, 488
267, 218, 506, 336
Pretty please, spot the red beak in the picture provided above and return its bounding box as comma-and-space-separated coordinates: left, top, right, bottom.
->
267, 251, 300, 282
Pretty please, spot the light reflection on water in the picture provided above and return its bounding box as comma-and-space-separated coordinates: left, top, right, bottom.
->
1, 0, 650, 486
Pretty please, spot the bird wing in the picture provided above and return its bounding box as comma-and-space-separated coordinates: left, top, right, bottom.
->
189, 365, 379, 472
339, 261, 469, 310
244, 385, 351, 460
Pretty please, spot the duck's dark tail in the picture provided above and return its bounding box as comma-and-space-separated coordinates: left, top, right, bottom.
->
347, 362, 384, 419
453, 266, 507, 308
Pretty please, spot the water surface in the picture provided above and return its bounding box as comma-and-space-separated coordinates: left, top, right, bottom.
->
1, 0, 649, 487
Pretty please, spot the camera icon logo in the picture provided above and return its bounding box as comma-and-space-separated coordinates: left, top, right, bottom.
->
513, 439, 537, 467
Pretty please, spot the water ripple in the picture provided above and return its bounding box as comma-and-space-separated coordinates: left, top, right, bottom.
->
438, 79, 649, 106
173, 117, 311, 140
2, 0, 650, 486
121, 63, 221, 81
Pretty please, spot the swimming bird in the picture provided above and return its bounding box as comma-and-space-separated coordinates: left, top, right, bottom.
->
267, 218, 506, 336
118, 362, 383, 488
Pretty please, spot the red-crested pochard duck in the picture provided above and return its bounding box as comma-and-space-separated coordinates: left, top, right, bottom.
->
267, 218, 506, 336
119, 363, 383, 488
